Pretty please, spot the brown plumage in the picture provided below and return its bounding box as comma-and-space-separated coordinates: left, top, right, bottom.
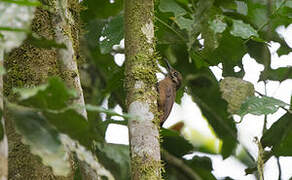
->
157, 61, 182, 126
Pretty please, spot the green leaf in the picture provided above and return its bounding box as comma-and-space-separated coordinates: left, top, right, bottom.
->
0, 0, 36, 52
230, 19, 258, 39
209, 16, 227, 34
261, 113, 292, 156
261, 113, 292, 148
184, 156, 216, 180
26, 33, 66, 49
175, 16, 193, 31
95, 143, 130, 180
277, 40, 292, 56
81, 0, 123, 19
0, 65, 5, 75
246, 40, 270, 67
0, 0, 41, 6
43, 109, 93, 148
161, 128, 194, 157
14, 77, 77, 110
237, 96, 289, 117
99, 15, 124, 54
159, 0, 187, 17
7, 103, 71, 176
260, 67, 292, 82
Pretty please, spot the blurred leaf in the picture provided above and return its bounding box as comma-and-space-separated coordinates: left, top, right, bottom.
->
246, 40, 270, 66
26, 33, 66, 49
0, 0, 36, 52
260, 67, 292, 82
161, 128, 194, 157
95, 143, 130, 180
60, 135, 114, 179
175, 16, 193, 31
237, 96, 289, 117
202, 31, 246, 68
7, 103, 71, 176
261, 113, 292, 156
230, 19, 258, 39
277, 40, 291, 56
14, 77, 77, 110
0, 65, 6, 75
86, 104, 131, 119
209, 15, 227, 34
81, 0, 123, 19
99, 15, 124, 54
261, 113, 292, 148
184, 155, 216, 180
43, 109, 94, 148
159, 0, 187, 17
0, 0, 41, 6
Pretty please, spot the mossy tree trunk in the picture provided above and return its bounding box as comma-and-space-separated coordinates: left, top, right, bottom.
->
0, 49, 8, 180
2, 0, 94, 179
3, 7, 74, 179
124, 0, 162, 179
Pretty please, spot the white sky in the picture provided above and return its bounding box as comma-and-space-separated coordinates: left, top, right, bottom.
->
105, 24, 292, 180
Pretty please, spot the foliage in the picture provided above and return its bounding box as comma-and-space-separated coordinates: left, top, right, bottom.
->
1, 0, 292, 179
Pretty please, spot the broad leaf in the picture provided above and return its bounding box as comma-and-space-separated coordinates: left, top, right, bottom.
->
95, 143, 130, 180
237, 96, 289, 117
230, 19, 258, 39
209, 16, 227, 34
261, 113, 292, 156
161, 128, 194, 157
260, 67, 292, 82
261, 113, 292, 148
8, 103, 71, 176
14, 77, 77, 110
81, 0, 123, 19
159, 0, 187, 17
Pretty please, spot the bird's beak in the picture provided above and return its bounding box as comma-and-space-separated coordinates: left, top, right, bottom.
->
163, 58, 173, 72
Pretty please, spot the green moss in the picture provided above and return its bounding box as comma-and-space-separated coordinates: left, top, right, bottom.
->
132, 155, 163, 180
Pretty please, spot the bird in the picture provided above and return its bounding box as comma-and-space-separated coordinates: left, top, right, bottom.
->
157, 59, 182, 126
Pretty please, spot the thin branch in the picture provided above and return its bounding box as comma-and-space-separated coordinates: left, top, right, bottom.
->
277, 157, 282, 180
161, 149, 202, 180
155, 16, 186, 42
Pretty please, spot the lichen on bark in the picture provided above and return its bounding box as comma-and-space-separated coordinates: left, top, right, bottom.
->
124, 0, 162, 179
3, 7, 74, 180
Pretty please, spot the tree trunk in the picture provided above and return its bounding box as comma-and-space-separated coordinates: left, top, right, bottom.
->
124, 0, 162, 179
3, 7, 75, 179
0, 49, 8, 180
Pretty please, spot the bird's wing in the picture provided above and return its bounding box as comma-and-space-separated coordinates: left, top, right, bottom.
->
162, 85, 175, 123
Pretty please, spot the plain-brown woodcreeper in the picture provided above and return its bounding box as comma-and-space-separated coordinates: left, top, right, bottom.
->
157, 59, 182, 126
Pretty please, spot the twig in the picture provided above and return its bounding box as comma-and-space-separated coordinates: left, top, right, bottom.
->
277, 157, 281, 180
161, 149, 202, 180
155, 16, 186, 42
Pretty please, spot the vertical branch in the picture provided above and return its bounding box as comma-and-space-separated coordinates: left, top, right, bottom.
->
0, 49, 8, 180
51, 0, 87, 118
51, 0, 114, 179
124, 0, 162, 179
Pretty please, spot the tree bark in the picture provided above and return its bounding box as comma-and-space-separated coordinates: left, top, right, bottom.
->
124, 0, 162, 179
3, 7, 75, 179
0, 49, 8, 180
50, 0, 113, 179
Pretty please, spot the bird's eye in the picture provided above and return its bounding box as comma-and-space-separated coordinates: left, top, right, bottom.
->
173, 72, 177, 76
